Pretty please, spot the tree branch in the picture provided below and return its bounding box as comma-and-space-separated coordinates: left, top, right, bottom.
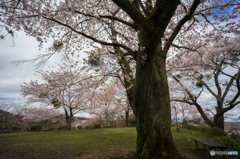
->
111, 0, 154, 33
163, 0, 200, 55
42, 16, 134, 54
137, 0, 150, 16
222, 73, 239, 100
201, 80, 218, 99
216, 101, 240, 120
200, 13, 218, 31
214, 64, 222, 97
74, 10, 137, 30
171, 43, 200, 54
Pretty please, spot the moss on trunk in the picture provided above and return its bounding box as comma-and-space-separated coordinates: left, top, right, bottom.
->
133, 46, 180, 158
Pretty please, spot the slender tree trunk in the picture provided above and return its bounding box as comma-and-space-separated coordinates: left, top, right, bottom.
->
133, 47, 180, 158
66, 117, 72, 130
105, 112, 108, 127
64, 108, 72, 130
125, 110, 129, 127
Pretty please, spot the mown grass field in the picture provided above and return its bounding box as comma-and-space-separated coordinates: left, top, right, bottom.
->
0, 127, 239, 159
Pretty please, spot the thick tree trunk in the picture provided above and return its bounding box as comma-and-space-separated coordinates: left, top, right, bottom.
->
217, 114, 224, 130
133, 48, 180, 158
214, 104, 224, 131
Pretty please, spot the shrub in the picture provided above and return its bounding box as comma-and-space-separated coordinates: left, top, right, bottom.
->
30, 125, 42, 131
184, 125, 226, 136
182, 119, 188, 125
106, 126, 113, 128
0, 130, 11, 133
198, 127, 226, 136
85, 126, 92, 129
47, 127, 55, 131
77, 126, 82, 129
230, 132, 240, 139
183, 125, 197, 130
198, 126, 207, 132
94, 124, 101, 129
56, 125, 68, 130
208, 127, 227, 136
213, 136, 240, 149
189, 125, 198, 130
11, 125, 21, 132
183, 125, 188, 129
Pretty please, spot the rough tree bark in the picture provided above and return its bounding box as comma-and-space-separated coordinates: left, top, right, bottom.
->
64, 107, 73, 130
134, 44, 180, 158
215, 103, 224, 130
129, 1, 183, 156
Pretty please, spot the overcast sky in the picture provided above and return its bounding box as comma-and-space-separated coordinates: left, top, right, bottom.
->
0, 31, 90, 117
0, 30, 239, 120
1, 31, 59, 102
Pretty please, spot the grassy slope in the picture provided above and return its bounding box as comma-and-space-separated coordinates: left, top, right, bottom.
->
0, 127, 239, 159
0, 128, 136, 159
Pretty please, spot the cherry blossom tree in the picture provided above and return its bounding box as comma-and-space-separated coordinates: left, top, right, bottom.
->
170, 102, 201, 125
1, 0, 240, 157
21, 61, 100, 129
225, 115, 240, 135
90, 80, 132, 127
112, 79, 132, 127
23, 106, 62, 128
176, 103, 189, 123
116, 94, 132, 127
169, 35, 240, 131
90, 81, 119, 127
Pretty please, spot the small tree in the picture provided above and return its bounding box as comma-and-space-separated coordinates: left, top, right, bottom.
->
23, 107, 62, 128
90, 81, 119, 127
114, 81, 132, 127
169, 35, 240, 130
21, 61, 100, 129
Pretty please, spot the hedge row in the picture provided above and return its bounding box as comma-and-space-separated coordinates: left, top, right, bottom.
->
85, 124, 102, 129
183, 125, 227, 136
30, 125, 42, 131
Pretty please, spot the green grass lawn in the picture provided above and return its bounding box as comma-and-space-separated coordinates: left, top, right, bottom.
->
0, 127, 239, 159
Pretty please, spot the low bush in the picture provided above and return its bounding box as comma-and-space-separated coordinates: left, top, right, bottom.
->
213, 136, 240, 149
94, 124, 101, 129
230, 132, 240, 139
106, 126, 113, 128
183, 125, 197, 130
203, 127, 226, 136
11, 125, 21, 132
56, 125, 68, 130
30, 125, 42, 131
77, 126, 82, 129
184, 125, 227, 136
85, 126, 92, 129
182, 119, 188, 125
47, 127, 55, 131
0, 130, 11, 133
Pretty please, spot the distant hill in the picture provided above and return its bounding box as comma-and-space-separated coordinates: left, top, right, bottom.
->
0, 110, 23, 130
171, 119, 183, 124
235, 122, 240, 125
